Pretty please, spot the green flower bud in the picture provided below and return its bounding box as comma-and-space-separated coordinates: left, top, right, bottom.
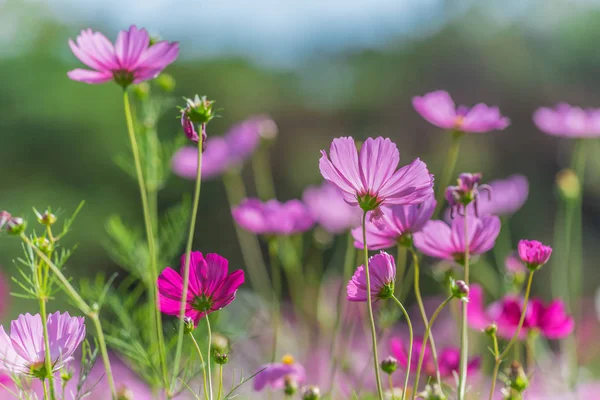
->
380, 356, 398, 375
183, 317, 195, 334
302, 386, 321, 400
556, 169, 580, 201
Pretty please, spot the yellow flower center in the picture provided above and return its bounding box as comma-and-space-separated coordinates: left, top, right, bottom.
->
454, 115, 464, 128
281, 354, 295, 365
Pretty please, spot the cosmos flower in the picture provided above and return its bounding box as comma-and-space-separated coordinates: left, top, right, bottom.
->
253, 355, 306, 391
347, 252, 396, 302
412, 90, 510, 133
157, 252, 244, 326
533, 103, 600, 138
68, 25, 178, 86
232, 198, 315, 236
517, 239, 552, 270
303, 182, 361, 234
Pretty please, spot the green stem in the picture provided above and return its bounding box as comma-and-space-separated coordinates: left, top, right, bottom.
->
39, 299, 56, 400
412, 296, 452, 400
172, 131, 204, 384
433, 130, 462, 218
278, 236, 306, 317
189, 333, 209, 400
361, 211, 385, 400
458, 213, 470, 400
488, 334, 500, 400
388, 374, 395, 400
205, 316, 214, 400
222, 170, 271, 300
218, 364, 223, 400
391, 295, 413, 400
42, 380, 49, 400
268, 239, 282, 362
526, 334, 536, 373
408, 247, 442, 386
21, 234, 117, 398
122, 90, 167, 385
488, 271, 535, 400
395, 245, 407, 298
252, 141, 276, 200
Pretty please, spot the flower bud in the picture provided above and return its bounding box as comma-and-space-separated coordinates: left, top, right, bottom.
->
117, 386, 134, 400
60, 367, 73, 383
34, 237, 54, 253
211, 333, 230, 354
450, 279, 469, 301
505, 361, 528, 392
302, 386, 321, 400
132, 82, 150, 100
517, 239, 552, 271
556, 169, 580, 201
446, 172, 491, 218
484, 323, 498, 336
155, 73, 176, 92
213, 352, 228, 365
380, 356, 398, 375
284, 377, 298, 396
419, 383, 447, 400
6, 217, 26, 235
0, 211, 11, 230
184, 95, 216, 125
35, 210, 57, 226
183, 317, 195, 334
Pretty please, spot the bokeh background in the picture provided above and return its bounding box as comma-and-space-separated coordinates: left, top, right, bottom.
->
2, 0, 600, 329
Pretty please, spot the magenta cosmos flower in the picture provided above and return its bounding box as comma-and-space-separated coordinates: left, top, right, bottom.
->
533, 103, 600, 138
413, 215, 501, 262
347, 251, 395, 302
319, 137, 434, 212
412, 90, 510, 133
254, 355, 306, 391
157, 252, 244, 326
68, 25, 179, 86
517, 239, 552, 270
468, 284, 574, 340
390, 337, 480, 378
0, 312, 85, 376
352, 195, 436, 250
232, 198, 315, 236
302, 182, 361, 235
173, 116, 277, 180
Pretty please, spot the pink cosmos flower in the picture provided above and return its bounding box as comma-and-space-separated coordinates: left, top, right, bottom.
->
68, 25, 179, 86
232, 198, 315, 236
302, 182, 362, 234
253, 355, 306, 391
445, 173, 492, 217
172, 116, 276, 181
468, 284, 574, 340
413, 215, 501, 262
351, 195, 436, 250
517, 239, 552, 270
0, 312, 85, 375
319, 137, 434, 211
533, 103, 600, 138
412, 90, 510, 133
157, 252, 244, 326
390, 337, 480, 378
505, 252, 526, 275
0, 211, 10, 230
347, 251, 395, 302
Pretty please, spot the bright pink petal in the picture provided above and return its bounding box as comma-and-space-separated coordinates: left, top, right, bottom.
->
67, 68, 113, 84
412, 90, 457, 129
211, 270, 245, 310
115, 25, 149, 70
358, 137, 399, 195
377, 158, 433, 205
413, 220, 455, 260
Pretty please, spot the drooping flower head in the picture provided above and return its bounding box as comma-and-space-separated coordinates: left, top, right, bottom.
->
389, 337, 480, 378
413, 215, 500, 264
352, 195, 436, 250
347, 251, 396, 302
319, 137, 434, 213
180, 95, 216, 143
68, 25, 179, 87
445, 173, 492, 218
254, 355, 306, 392
0, 312, 85, 377
172, 116, 277, 181
303, 182, 362, 235
157, 252, 244, 326
533, 103, 600, 138
412, 90, 510, 133
468, 284, 574, 340
517, 240, 552, 271
232, 198, 315, 236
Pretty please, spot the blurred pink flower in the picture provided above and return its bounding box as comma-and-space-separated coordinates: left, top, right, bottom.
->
253, 355, 306, 391
319, 137, 433, 211
0, 312, 85, 375
468, 284, 574, 340
413, 215, 501, 262
172, 116, 276, 180
303, 182, 362, 234
0, 211, 10, 230
445, 173, 492, 217
232, 198, 315, 236
533, 103, 600, 138
157, 252, 244, 326
412, 90, 510, 133
351, 195, 436, 250
68, 25, 179, 86
347, 251, 395, 302
517, 239, 552, 270
505, 252, 526, 275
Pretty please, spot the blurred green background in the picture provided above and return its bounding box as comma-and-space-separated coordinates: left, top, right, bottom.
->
2, 0, 600, 323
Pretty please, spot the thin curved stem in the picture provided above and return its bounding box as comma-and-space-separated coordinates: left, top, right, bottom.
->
205, 316, 214, 400
42, 379, 49, 400
39, 299, 56, 400
268, 239, 282, 362
412, 296, 452, 400
391, 295, 413, 400
123, 90, 167, 385
172, 131, 204, 384
389, 374, 395, 400
488, 271, 535, 400
458, 213, 470, 400
189, 333, 209, 400
408, 247, 442, 386
362, 211, 385, 400
218, 364, 223, 400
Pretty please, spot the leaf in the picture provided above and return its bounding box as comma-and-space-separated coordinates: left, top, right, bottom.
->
104, 215, 149, 280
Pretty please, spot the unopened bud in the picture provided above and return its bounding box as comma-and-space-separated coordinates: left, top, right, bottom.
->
420, 383, 447, 400
380, 356, 398, 375
211, 333, 230, 354
451, 279, 469, 300
6, 217, 26, 235
284, 377, 298, 396
34, 237, 53, 253
155, 73, 176, 92
132, 82, 150, 100
213, 352, 228, 365
40, 211, 57, 226
302, 386, 321, 400
258, 117, 278, 140
485, 323, 498, 336
116, 386, 134, 400
60, 368, 73, 383
505, 361, 528, 392
183, 317, 195, 334
556, 169, 580, 201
